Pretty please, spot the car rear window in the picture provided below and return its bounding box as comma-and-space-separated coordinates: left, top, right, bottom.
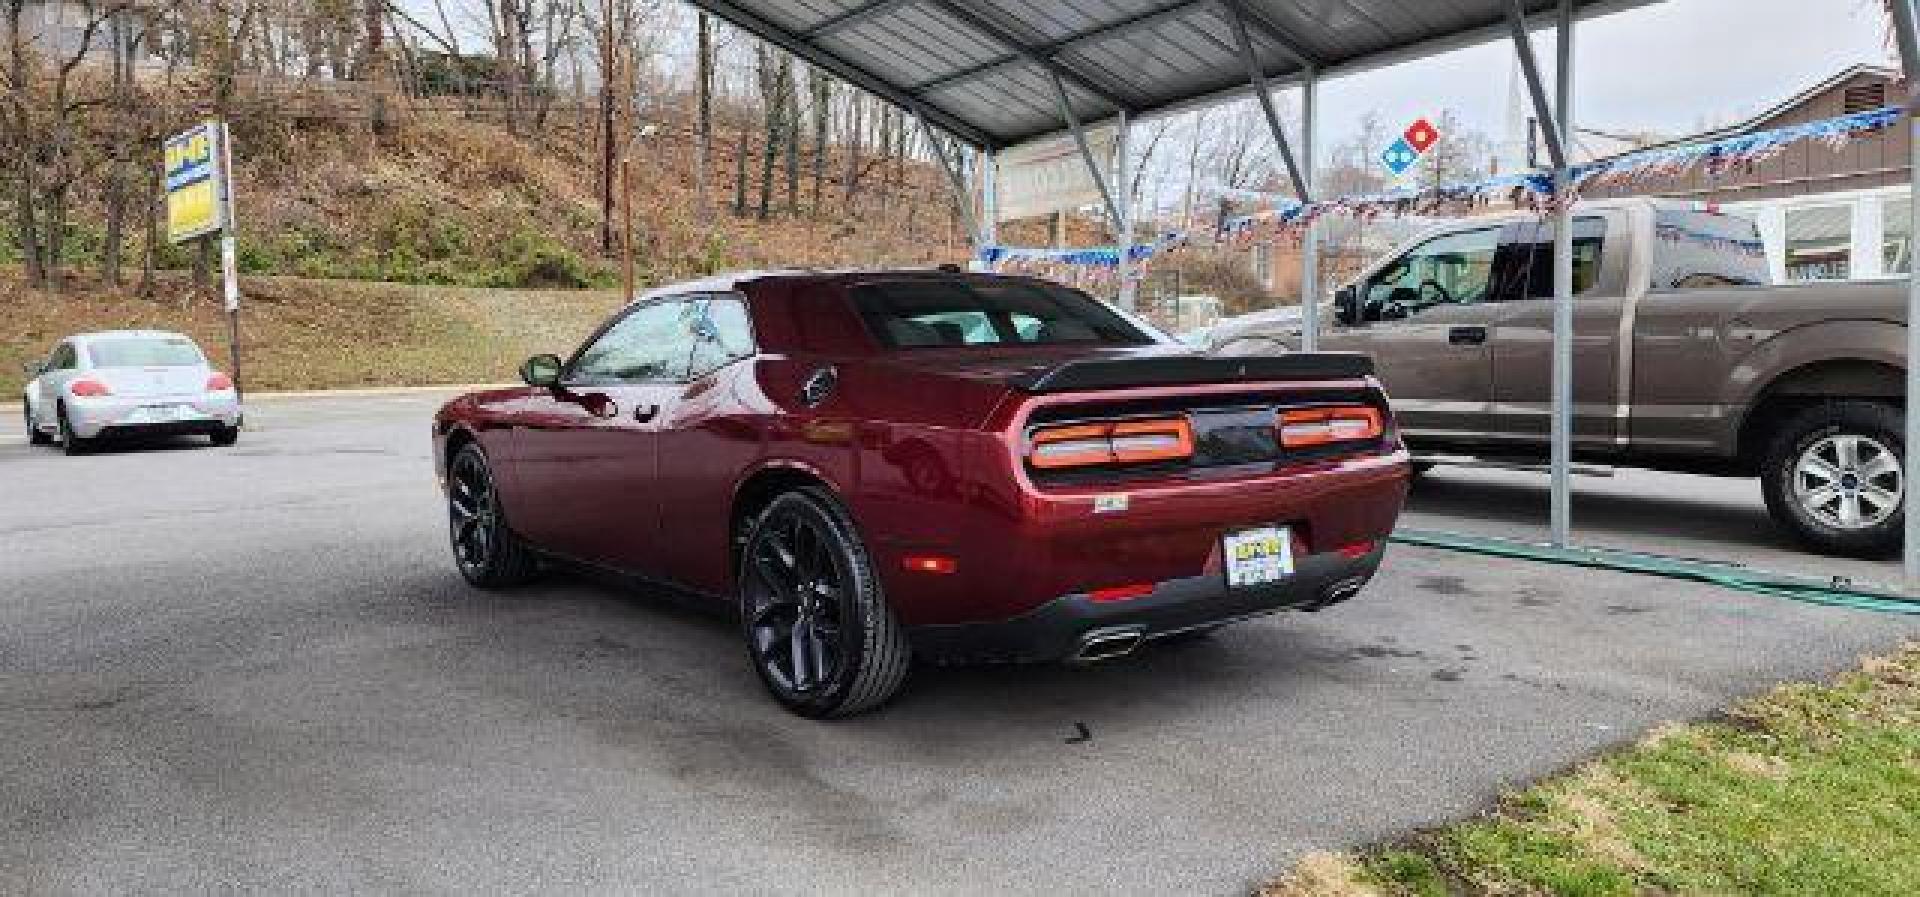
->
87, 337, 203, 368
852, 279, 1154, 349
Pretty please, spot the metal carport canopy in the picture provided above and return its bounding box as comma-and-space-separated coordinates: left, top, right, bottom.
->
683, 0, 1659, 151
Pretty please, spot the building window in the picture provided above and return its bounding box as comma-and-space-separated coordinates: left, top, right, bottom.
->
1885, 197, 1911, 276
1783, 204, 1853, 281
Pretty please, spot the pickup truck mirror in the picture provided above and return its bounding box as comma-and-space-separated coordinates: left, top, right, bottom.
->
1333, 286, 1360, 326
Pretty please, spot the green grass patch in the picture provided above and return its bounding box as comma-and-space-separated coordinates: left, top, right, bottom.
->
1264, 645, 1920, 897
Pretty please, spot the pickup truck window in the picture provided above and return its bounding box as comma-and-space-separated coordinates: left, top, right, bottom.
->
1361, 227, 1501, 320
1494, 217, 1606, 300
1649, 209, 1770, 290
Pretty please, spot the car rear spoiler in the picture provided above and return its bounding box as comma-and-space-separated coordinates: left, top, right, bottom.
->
1008, 352, 1376, 394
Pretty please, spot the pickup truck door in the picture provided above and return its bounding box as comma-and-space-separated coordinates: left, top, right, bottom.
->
1322, 225, 1504, 442
1485, 214, 1626, 449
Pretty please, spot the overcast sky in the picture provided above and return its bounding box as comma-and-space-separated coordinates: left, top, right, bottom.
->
1303, 0, 1891, 151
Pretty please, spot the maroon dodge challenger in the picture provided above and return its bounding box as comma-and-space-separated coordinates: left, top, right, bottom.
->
433, 270, 1409, 717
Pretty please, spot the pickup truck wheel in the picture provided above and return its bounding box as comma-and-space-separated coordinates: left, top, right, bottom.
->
1760, 401, 1905, 558
738, 489, 911, 718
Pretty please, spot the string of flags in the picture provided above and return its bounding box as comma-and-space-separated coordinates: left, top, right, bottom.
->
981, 104, 1901, 271
1220, 104, 1901, 243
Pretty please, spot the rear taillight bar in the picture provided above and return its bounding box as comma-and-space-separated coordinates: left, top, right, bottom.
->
70, 379, 111, 397
1030, 417, 1194, 470
1277, 406, 1384, 449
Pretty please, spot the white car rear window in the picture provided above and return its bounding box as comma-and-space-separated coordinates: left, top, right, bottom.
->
88, 338, 203, 368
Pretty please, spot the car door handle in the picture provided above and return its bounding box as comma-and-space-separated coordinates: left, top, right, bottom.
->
633, 403, 659, 423
1448, 326, 1488, 346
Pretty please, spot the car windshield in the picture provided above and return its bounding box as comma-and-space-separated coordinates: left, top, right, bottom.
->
87, 337, 203, 368
853, 279, 1155, 349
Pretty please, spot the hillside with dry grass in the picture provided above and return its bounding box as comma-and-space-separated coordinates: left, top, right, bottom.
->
2, 272, 623, 397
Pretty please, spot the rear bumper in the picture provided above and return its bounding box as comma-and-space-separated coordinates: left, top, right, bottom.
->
67, 394, 242, 438
906, 543, 1385, 664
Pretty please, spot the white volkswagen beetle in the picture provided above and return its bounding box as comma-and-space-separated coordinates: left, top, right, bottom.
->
21, 330, 243, 454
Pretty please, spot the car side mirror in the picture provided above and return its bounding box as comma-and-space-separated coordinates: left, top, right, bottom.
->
1333, 286, 1360, 326
520, 353, 563, 388
21, 361, 44, 376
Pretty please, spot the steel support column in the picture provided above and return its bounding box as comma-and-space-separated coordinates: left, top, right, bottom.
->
1509, 0, 1574, 547
1549, 0, 1576, 547
979, 149, 1000, 270
1116, 112, 1138, 310
1890, 0, 1920, 587
1300, 65, 1321, 351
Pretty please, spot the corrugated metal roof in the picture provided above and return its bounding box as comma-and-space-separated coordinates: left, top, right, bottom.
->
687, 0, 1660, 149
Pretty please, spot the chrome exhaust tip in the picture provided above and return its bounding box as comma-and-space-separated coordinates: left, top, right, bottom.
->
1307, 575, 1370, 611
1073, 627, 1146, 663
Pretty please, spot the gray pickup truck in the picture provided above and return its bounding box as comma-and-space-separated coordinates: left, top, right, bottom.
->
1221, 198, 1907, 557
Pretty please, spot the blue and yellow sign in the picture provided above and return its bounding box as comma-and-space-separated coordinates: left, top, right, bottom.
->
165, 123, 228, 244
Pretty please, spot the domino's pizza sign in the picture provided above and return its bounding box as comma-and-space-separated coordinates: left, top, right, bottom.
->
1380, 117, 1443, 177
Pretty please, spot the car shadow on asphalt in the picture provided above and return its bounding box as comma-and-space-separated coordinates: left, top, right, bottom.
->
447, 562, 1376, 749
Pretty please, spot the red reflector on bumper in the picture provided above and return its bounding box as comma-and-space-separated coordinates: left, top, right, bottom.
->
1336, 540, 1377, 559
902, 555, 958, 575
1089, 583, 1155, 603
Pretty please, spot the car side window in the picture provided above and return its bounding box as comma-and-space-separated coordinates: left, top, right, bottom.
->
568, 299, 698, 384
1361, 227, 1502, 321
51, 343, 78, 370
686, 295, 757, 379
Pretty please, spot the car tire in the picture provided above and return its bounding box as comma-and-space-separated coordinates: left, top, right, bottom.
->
57, 404, 91, 456
1760, 401, 1905, 558
210, 425, 240, 447
25, 403, 51, 446
738, 489, 911, 718
446, 442, 541, 588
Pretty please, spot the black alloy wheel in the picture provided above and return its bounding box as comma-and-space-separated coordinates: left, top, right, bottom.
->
447, 443, 539, 587
739, 490, 910, 718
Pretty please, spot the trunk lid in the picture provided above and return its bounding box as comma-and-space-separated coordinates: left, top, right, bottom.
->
91, 364, 210, 398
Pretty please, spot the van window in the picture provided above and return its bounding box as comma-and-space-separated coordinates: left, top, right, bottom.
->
1650, 210, 1771, 289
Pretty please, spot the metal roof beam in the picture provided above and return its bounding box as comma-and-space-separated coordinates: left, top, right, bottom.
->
687, 0, 999, 148
906, 0, 1217, 95
1508, 0, 1567, 170
1222, 0, 1320, 69
1224, 0, 1309, 201
803, 0, 916, 39
1045, 70, 1126, 237
927, 0, 1134, 113
914, 109, 983, 248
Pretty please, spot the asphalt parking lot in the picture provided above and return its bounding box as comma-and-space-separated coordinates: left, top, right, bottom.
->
4, 391, 1917, 895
